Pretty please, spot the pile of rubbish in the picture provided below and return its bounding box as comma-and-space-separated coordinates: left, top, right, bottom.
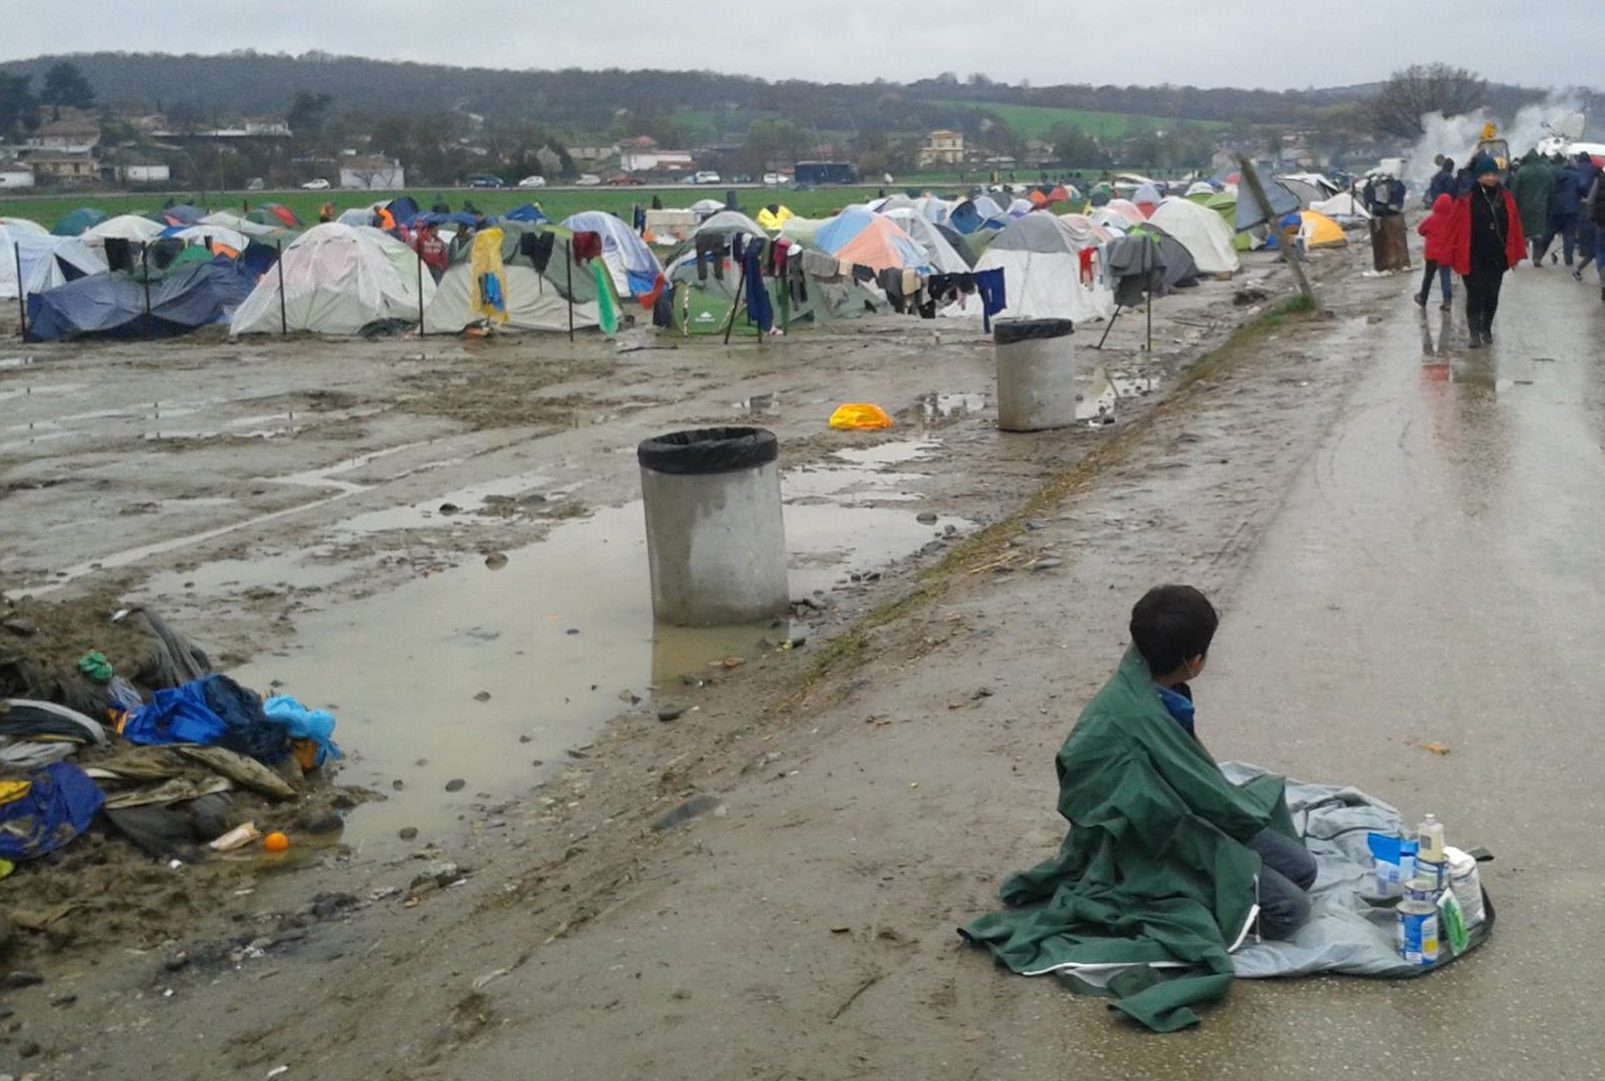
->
0, 598, 354, 953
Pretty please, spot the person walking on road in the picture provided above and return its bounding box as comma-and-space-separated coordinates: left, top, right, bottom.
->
1448, 154, 1526, 349
1426, 157, 1457, 205
1415, 193, 1456, 310
1585, 170, 1605, 302
1511, 150, 1556, 266
1549, 153, 1592, 267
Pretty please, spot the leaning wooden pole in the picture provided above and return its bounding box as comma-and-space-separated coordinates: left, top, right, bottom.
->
14, 242, 26, 341
1237, 155, 1314, 302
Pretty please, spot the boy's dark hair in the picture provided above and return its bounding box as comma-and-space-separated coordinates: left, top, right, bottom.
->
1129, 585, 1218, 676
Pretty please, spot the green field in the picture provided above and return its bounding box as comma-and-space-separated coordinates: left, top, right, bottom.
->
0, 184, 948, 232
944, 101, 1230, 139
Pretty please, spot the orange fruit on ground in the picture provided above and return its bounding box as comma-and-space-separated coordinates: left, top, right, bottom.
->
263, 831, 291, 853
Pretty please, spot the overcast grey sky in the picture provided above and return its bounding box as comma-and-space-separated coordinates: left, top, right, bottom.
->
3, 1, 1597, 91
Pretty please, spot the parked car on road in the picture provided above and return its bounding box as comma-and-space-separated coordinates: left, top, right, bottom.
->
575, 173, 602, 186
464, 173, 505, 188
517, 175, 547, 189
606, 174, 646, 186
762, 173, 792, 186
301, 178, 331, 190
693, 171, 722, 185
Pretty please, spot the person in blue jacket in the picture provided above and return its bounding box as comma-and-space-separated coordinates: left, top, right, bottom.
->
1425, 158, 1457, 205
1549, 153, 1592, 267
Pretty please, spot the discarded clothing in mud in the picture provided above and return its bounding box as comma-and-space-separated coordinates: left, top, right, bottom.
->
100, 773, 231, 810
118, 606, 212, 688
103, 792, 232, 861
0, 762, 104, 862
119, 674, 288, 763
0, 699, 107, 744
177, 744, 298, 799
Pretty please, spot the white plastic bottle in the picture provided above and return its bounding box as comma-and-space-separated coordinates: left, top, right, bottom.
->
1417, 813, 1446, 864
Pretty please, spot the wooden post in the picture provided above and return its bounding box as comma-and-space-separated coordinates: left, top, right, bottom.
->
723, 255, 748, 345
14, 242, 26, 341
140, 244, 152, 321
276, 240, 288, 335
1236, 155, 1314, 302
565, 239, 575, 343
1143, 234, 1153, 353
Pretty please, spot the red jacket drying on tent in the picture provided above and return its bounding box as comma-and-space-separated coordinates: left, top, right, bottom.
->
1417, 194, 1455, 264
1446, 187, 1525, 277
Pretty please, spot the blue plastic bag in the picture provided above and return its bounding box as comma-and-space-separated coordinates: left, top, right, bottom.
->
263, 696, 342, 768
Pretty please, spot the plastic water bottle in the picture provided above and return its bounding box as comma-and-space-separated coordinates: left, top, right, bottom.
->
1418, 813, 1446, 864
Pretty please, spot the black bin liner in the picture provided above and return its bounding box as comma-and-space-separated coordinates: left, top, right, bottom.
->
994, 318, 1074, 345
638, 426, 779, 476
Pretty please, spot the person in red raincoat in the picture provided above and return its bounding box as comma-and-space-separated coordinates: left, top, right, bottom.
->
1446, 153, 1526, 348
1415, 193, 1456, 310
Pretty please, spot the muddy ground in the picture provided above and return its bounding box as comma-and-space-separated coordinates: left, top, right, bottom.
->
0, 243, 1418, 1078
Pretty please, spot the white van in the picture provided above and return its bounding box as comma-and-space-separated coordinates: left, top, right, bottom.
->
693, 171, 721, 185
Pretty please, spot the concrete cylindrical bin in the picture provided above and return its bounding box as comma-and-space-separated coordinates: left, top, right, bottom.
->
638, 426, 790, 627
995, 317, 1077, 432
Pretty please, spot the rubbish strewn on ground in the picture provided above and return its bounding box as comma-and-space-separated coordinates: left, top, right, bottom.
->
0, 595, 360, 960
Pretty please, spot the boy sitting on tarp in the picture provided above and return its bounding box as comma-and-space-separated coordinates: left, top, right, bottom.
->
963, 585, 1315, 1031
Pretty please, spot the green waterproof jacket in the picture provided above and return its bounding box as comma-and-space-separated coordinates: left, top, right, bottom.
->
963, 648, 1294, 1032
1511, 158, 1557, 237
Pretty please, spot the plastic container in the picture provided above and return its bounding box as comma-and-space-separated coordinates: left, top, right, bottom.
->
638, 427, 790, 626
995, 318, 1076, 432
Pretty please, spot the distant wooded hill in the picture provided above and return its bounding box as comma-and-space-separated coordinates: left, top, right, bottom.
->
0, 51, 1543, 142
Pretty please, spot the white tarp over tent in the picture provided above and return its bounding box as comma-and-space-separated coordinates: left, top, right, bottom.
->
1310, 192, 1371, 224
230, 223, 433, 335
424, 265, 598, 334
1148, 197, 1241, 275
169, 224, 252, 252
82, 214, 165, 245
970, 213, 1114, 325
200, 211, 283, 238
881, 208, 971, 274
0, 227, 106, 300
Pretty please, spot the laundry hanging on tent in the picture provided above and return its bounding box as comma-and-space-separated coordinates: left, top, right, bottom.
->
591, 261, 618, 335
572, 231, 602, 263
470, 228, 509, 323
742, 241, 773, 333
974, 268, 1007, 332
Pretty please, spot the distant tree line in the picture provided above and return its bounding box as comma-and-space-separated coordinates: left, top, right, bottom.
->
0, 51, 1551, 145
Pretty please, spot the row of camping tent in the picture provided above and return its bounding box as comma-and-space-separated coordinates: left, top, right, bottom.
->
0, 198, 662, 339
1, 174, 1364, 341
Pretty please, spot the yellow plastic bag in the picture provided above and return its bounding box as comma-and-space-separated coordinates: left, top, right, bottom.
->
829, 403, 895, 431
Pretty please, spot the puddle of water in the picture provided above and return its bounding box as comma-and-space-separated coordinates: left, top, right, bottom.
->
919, 392, 988, 419
734, 393, 782, 417
0, 383, 84, 403
230, 496, 971, 853
828, 439, 944, 467
10, 493, 352, 598
137, 549, 352, 601
327, 472, 556, 539
784, 439, 941, 504
260, 440, 443, 494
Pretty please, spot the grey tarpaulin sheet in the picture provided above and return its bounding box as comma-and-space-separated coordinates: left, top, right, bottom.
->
1223, 762, 1491, 979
